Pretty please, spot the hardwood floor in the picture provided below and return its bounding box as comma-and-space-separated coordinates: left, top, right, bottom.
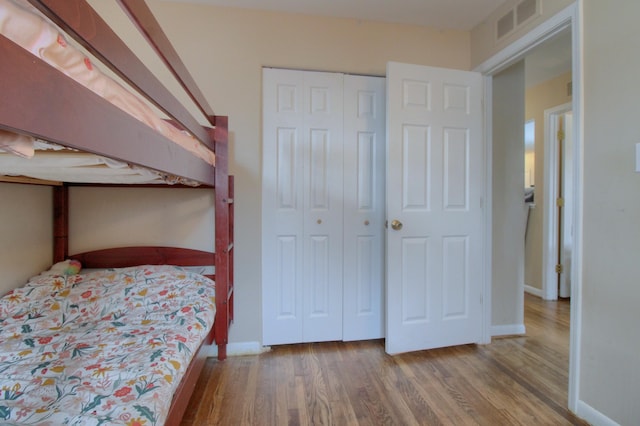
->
180, 294, 586, 425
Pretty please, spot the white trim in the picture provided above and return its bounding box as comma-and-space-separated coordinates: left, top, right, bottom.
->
542, 102, 572, 301
474, 1, 583, 416
491, 324, 526, 337
205, 341, 267, 357
524, 284, 543, 297
568, 1, 583, 413
576, 400, 620, 426
481, 75, 493, 345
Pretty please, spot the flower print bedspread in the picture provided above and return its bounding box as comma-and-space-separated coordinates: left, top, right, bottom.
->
0, 265, 216, 425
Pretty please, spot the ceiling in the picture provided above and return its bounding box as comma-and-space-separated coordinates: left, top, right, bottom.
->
525, 29, 572, 88
165, 0, 508, 31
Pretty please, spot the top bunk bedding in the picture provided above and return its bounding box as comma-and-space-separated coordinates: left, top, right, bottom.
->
0, 0, 221, 186
0, 137, 202, 185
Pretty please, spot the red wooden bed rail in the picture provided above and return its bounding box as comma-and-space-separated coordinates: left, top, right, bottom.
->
212, 116, 234, 360
117, 0, 217, 127
26, 0, 212, 147
69, 246, 216, 270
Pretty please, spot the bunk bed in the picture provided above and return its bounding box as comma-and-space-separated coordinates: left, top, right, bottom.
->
0, 0, 234, 424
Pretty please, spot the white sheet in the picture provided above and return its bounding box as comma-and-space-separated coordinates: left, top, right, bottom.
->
0, 141, 199, 185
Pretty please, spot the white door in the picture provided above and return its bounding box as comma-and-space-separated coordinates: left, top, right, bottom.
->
262, 69, 344, 344
543, 103, 573, 301
559, 111, 573, 298
385, 62, 484, 354
342, 75, 386, 341
302, 72, 344, 342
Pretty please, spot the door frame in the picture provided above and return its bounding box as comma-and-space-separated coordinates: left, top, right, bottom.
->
543, 102, 572, 301
474, 3, 582, 413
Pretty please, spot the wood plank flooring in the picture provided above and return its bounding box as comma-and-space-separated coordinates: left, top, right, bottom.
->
180, 294, 587, 425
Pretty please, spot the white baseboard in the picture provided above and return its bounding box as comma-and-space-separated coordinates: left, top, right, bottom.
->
576, 400, 620, 426
491, 324, 526, 337
204, 341, 267, 358
524, 284, 543, 297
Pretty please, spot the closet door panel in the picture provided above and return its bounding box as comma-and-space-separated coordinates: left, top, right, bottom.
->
276, 235, 299, 319
302, 72, 344, 342
262, 69, 305, 345
343, 75, 386, 341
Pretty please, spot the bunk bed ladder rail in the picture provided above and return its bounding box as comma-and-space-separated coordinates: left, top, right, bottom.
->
53, 184, 69, 263
212, 116, 233, 360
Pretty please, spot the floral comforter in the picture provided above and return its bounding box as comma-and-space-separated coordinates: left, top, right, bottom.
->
0, 265, 216, 425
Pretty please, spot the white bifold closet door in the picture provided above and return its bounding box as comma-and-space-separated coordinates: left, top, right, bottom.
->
342, 75, 386, 341
262, 68, 385, 345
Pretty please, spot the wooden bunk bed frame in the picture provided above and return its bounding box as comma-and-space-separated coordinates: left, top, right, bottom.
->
0, 1, 233, 424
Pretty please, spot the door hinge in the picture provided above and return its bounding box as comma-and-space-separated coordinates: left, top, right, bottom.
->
557, 130, 565, 141
556, 197, 564, 207
555, 263, 563, 274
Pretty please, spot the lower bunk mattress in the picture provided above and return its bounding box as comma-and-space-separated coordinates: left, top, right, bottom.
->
0, 264, 216, 425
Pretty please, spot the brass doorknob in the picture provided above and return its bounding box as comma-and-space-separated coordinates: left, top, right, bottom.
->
391, 219, 403, 231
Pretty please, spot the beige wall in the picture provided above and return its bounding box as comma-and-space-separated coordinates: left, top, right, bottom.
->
0, 184, 213, 295
491, 61, 526, 329
524, 71, 573, 291
68, 187, 215, 254
0, 183, 52, 295
580, 1, 640, 423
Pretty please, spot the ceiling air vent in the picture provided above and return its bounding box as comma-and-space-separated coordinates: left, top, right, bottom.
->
496, 9, 515, 40
516, 0, 538, 26
495, 0, 541, 43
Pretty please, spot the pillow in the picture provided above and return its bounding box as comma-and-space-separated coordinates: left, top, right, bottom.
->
29, 259, 82, 281
25, 259, 83, 288
39, 259, 82, 277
